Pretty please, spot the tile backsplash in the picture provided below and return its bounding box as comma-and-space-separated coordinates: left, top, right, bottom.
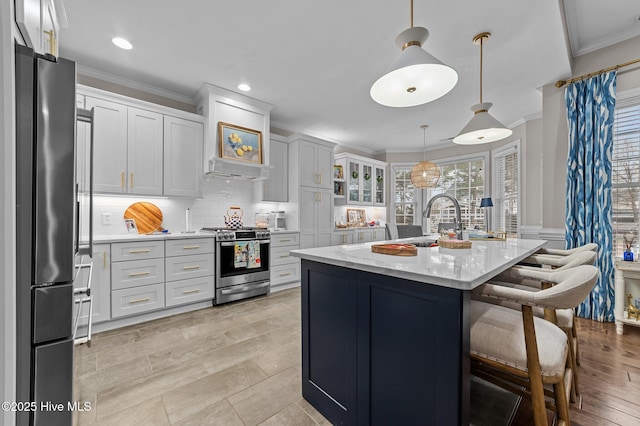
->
92, 177, 289, 236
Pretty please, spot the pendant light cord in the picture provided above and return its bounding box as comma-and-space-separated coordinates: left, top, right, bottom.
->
410, 0, 414, 28
479, 36, 483, 103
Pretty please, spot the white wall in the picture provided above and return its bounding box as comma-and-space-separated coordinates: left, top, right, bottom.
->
1, 0, 16, 423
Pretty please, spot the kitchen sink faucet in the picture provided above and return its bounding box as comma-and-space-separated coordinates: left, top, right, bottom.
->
423, 194, 463, 240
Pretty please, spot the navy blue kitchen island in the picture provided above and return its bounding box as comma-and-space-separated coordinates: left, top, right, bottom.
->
292, 238, 545, 425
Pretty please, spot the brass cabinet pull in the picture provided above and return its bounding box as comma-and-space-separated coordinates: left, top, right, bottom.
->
279, 253, 290, 258
128, 271, 151, 277
130, 172, 134, 189
279, 239, 292, 243
182, 265, 201, 270
129, 297, 150, 304
129, 249, 150, 253
121, 172, 125, 190
182, 245, 201, 249
183, 289, 200, 295
103, 251, 107, 269
280, 272, 291, 277
318, 174, 322, 185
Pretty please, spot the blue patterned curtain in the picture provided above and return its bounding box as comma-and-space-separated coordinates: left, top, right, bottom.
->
565, 71, 616, 322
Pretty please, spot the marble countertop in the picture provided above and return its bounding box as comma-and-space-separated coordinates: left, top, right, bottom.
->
92, 232, 216, 243
290, 236, 546, 291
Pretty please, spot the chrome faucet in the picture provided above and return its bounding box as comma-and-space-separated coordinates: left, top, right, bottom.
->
423, 194, 463, 239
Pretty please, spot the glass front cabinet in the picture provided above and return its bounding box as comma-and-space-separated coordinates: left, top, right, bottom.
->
334, 153, 386, 206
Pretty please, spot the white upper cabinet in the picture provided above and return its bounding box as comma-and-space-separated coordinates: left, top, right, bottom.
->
128, 107, 163, 195
80, 86, 204, 197
86, 96, 128, 193
255, 134, 288, 202
335, 153, 387, 206
298, 140, 333, 190
163, 116, 204, 197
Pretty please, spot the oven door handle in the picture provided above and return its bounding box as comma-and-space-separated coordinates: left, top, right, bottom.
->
219, 240, 270, 247
219, 281, 270, 295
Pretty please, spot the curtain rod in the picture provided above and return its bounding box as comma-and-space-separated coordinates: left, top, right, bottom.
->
555, 57, 640, 88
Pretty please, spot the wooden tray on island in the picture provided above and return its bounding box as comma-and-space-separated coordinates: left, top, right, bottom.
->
437, 238, 472, 249
371, 243, 418, 256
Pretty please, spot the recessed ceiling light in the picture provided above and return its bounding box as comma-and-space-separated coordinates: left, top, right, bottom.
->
112, 37, 133, 50
237, 83, 251, 92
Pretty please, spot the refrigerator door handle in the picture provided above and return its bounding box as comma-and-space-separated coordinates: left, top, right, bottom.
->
77, 108, 94, 256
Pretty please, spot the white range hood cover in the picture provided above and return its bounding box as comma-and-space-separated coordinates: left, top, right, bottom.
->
206, 157, 271, 181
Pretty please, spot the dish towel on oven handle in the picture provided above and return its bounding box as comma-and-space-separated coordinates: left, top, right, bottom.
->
233, 241, 261, 269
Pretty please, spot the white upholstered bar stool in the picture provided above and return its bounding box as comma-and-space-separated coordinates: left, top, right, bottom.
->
470, 265, 599, 426
481, 250, 597, 401
521, 243, 598, 268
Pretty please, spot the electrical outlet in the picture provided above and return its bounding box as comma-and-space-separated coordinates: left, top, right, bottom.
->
102, 213, 112, 225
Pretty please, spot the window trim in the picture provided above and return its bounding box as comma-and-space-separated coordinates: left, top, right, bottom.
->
389, 162, 423, 225
491, 140, 521, 237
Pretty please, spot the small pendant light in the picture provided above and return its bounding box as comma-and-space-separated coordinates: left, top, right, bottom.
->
370, 0, 458, 108
410, 125, 440, 188
453, 32, 512, 145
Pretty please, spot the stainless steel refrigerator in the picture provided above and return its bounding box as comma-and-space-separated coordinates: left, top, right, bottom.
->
15, 43, 80, 426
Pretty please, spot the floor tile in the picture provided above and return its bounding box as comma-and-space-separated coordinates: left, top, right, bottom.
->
172, 398, 243, 426
228, 366, 302, 426
92, 396, 169, 426
259, 402, 319, 425
162, 360, 267, 424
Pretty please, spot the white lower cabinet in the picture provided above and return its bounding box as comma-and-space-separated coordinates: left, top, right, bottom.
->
111, 241, 165, 318
332, 230, 354, 246
270, 232, 301, 290
112, 283, 165, 318
165, 238, 215, 307
165, 276, 214, 308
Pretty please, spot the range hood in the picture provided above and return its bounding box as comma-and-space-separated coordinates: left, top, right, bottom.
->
206, 157, 271, 181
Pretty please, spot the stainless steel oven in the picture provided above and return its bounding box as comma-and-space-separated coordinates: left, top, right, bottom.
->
202, 228, 270, 304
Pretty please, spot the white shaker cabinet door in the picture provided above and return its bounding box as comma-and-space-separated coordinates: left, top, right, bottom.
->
298, 140, 319, 188
316, 188, 334, 247
299, 187, 318, 249
127, 107, 163, 195
86, 97, 128, 193
315, 143, 334, 190
163, 116, 204, 197
262, 138, 288, 202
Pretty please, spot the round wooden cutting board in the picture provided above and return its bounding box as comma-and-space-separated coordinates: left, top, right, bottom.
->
123, 202, 163, 234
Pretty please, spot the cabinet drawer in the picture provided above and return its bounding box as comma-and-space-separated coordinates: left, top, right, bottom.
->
271, 233, 300, 247
271, 245, 299, 267
112, 258, 165, 290
111, 241, 164, 262
111, 283, 164, 318
165, 238, 214, 257
165, 253, 214, 282
271, 262, 301, 286
165, 276, 214, 307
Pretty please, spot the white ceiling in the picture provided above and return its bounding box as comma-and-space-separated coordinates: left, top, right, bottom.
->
58, 0, 640, 154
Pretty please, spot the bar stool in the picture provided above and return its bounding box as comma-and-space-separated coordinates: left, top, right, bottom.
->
479, 250, 596, 401
470, 265, 599, 426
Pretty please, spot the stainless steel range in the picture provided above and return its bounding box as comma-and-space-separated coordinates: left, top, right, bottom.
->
202, 227, 270, 304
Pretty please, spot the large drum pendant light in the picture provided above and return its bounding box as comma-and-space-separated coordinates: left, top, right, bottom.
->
453, 32, 512, 145
410, 125, 440, 188
370, 0, 458, 108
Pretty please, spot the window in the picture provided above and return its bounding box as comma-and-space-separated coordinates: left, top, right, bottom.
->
612, 94, 640, 258
392, 166, 417, 224
422, 157, 486, 233
492, 143, 519, 238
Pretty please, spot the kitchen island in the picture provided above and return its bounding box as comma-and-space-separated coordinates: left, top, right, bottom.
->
291, 237, 546, 425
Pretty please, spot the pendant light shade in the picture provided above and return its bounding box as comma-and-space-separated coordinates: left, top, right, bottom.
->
453, 33, 512, 145
410, 125, 441, 188
370, 2, 457, 108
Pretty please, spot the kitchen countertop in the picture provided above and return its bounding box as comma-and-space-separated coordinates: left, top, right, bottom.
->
92, 232, 216, 243
290, 236, 546, 291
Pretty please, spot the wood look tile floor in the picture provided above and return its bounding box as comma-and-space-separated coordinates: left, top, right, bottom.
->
74, 287, 640, 426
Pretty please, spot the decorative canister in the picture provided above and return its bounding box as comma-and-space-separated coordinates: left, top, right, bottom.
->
224, 206, 244, 229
